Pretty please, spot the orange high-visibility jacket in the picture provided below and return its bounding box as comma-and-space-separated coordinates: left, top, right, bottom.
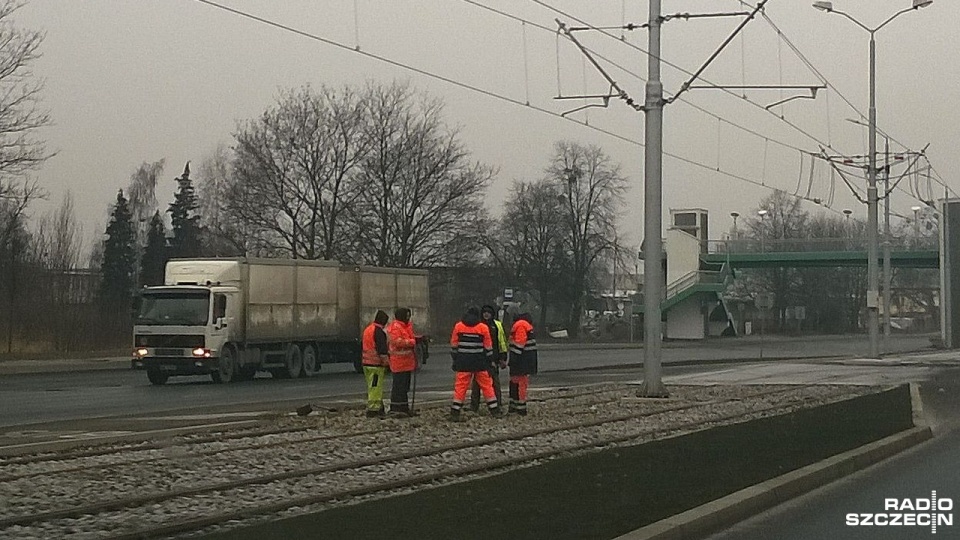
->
450, 321, 493, 372
508, 318, 538, 376
361, 321, 389, 367
387, 320, 417, 373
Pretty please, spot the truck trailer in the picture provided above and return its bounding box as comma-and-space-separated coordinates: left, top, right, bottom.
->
131, 258, 430, 385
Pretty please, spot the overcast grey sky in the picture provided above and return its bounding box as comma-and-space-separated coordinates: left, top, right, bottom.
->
15, 0, 960, 251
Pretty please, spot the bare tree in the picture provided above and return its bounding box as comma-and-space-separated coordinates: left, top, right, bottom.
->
0, 176, 38, 251
546, 141, 627, 337
28, 192, 87, 350
196, 144, 246, 255
0, 0, 50, 179
351, 82, 493, 267
126, 159, 164, 243
230, 85, 368, 260
32, 191, 81, 270
0, 0, 52, 278
490, 178, 569, 327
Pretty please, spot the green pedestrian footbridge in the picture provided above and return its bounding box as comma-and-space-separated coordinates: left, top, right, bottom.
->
634, 236, 939, 339
702, 238, 939, 269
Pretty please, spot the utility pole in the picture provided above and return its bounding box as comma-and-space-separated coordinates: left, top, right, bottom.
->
640, 0, 668, 397
882, 136, 892, 343
866, 31, 880, 358
813, 0, 935, 359
556, 2, 774, 398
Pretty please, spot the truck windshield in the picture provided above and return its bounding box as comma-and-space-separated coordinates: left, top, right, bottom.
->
137, 292, 210, 326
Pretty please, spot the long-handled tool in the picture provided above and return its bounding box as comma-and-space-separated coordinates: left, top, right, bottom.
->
410, 340, 421, 415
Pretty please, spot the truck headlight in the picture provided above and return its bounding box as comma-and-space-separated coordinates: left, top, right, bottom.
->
135, 348, 149, 357
192, 348, 211, 358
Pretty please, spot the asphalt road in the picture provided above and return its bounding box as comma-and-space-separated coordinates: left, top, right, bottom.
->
0, 334, 936, 428
706, 370, 960, 540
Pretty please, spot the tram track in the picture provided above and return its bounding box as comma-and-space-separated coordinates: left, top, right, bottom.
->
0, 384, 621, 476
0, 384, 868, 539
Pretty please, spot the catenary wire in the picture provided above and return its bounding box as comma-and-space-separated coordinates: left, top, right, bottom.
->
745, 1, 959, 200
532, 0, 958, 208
193, 0, 843, 214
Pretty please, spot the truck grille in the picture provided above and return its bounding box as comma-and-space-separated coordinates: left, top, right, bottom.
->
155, 348, 186, 356
135, 335, 205, 348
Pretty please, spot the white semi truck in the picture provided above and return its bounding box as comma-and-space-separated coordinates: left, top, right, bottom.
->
131, 258, 430, 385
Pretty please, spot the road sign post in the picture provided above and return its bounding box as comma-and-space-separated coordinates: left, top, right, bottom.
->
756, 294, 775, 361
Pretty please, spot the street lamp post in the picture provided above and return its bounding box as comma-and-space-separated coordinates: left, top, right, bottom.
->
813, 0, 933, 358
912, 206, 922, 245
730, 212, 740, 241
757, 209, 768, 252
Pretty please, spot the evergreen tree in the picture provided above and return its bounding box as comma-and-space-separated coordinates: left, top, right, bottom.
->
140, 211, 167, 286
169, 161, 201, 258
100, 190, 137, 309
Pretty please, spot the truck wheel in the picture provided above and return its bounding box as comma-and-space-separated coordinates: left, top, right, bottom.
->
285, 344, 303, 379
212, 346, 237, 383
301, 344, 319, 377
146, 369, 168, 386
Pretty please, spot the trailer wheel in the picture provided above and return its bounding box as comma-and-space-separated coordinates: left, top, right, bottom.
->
301, 344, 319, 377
212, 346, 237, 383
285, 344, 303, 379
146, 368, 168, 386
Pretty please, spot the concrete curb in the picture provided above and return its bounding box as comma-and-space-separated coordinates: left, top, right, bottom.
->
613, 425, 934, 540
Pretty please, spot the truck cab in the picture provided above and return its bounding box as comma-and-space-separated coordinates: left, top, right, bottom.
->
132, 261, 242, 385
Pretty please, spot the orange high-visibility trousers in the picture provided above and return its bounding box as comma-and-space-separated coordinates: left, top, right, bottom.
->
510, 374, 529, 400
509, 374, 530, 413
451, 371, 498, 411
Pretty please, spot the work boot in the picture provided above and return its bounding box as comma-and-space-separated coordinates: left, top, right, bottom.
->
448, 409, 463, 422
489, 406, 504, 418
515, 402, 528, 416
365, 409, 385, 419
389, 403, 411, 417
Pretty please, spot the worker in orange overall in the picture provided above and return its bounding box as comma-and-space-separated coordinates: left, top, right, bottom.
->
360, 310, 390, 418
386, 307, 417, 417
449, 306, 503, 422
508, 311, 538, 415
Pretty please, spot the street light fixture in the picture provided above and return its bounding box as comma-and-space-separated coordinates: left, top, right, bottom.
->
730, 212, 740, 240
813, 0, 932, 359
